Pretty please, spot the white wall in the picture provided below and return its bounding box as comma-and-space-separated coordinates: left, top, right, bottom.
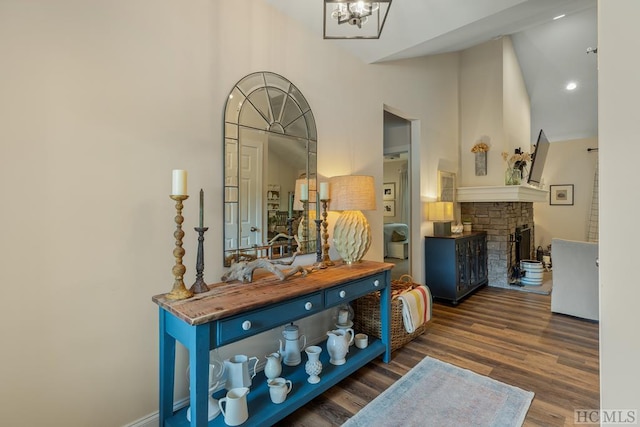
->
0, 1, 460, 425
533, 137, 598, 249
459, 37, 531, 187
503, 36, 532, 156
459, 39, 504, 187
598, 0, 640, 418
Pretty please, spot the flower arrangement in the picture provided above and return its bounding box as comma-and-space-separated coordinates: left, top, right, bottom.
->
501, 149, 531, 171
471, 142, 490, 153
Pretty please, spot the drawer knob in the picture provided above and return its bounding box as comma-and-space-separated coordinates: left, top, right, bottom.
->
373, 280, 380, 287
339, 290, 346, 298
242, 320, 252, 331
305, 302, 313, 310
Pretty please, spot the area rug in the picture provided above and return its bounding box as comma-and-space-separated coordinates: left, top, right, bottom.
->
509, 271, 553, 295
342, 357, 534, 427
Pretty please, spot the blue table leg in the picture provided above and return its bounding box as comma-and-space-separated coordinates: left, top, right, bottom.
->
159, 308, 176, 425
381, 269, 392, 363
188, 324, 211, 427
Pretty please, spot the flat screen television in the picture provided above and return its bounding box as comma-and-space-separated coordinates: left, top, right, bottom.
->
527, 129, 550, 186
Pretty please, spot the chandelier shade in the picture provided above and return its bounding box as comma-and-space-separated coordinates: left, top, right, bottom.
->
323, 1, 392, 40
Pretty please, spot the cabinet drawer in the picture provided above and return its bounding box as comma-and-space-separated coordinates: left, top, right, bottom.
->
325, 273, 386, 307
217, 292, 323, 346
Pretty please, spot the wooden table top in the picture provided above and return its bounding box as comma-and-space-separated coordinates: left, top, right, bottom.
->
152, 260, 393, 326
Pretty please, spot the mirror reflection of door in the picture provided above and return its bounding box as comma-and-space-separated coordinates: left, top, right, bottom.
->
224, 139, 239, 252
240, 135, 263, 247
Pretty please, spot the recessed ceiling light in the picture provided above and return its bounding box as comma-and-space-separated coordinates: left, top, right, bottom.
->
553, 14, 566, 20
566, 82, 577, 91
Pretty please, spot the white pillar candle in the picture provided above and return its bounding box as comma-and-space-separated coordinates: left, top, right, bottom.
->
319, 182, 329, 200
172, 170, 187, 196
300, 183, 308, 201
338, 309, 349, 325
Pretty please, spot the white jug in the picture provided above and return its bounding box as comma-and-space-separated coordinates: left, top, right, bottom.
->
264, 352, 282, 380
326, 328, 354, 366
218, 387, 249, 426
267, 377, 293, 404
225, 355, 258, 390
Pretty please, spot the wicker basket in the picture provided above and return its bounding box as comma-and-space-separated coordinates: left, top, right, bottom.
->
353, 275, 430, 352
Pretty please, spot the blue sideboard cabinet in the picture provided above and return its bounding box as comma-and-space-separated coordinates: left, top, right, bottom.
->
424, 232, 488, 305
152, 260, 393, 426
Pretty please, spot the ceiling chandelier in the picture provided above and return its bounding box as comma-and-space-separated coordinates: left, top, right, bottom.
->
323, 1, 392, 40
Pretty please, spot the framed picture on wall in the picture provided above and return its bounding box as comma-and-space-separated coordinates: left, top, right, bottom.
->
438, 171, 456, 203
549, 184, 574, 205
383, 182, 395, 200
383, 200, 395, 217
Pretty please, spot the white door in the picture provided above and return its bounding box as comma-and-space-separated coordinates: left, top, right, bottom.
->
240, 137, 263, 248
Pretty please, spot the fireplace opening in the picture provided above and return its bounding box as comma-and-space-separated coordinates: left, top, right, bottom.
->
509, 226, 531, 284
516, 226, 531, 262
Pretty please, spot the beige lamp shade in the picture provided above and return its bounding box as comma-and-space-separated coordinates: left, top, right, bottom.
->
329, 175, 376, 264
329, 175, 376, 211
426, 201, 454, 236
426, 201, 454, 221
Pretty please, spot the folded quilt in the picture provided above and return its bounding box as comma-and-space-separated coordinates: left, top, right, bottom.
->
397, 285, 432, 333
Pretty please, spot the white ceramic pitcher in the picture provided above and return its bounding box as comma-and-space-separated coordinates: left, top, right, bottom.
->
225, 355, 258, 390
218, 387, 249, 426
264, 352, 282, 380
326, 328, 354, 366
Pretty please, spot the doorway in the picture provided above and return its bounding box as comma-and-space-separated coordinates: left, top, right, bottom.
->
383, 111, 411, 281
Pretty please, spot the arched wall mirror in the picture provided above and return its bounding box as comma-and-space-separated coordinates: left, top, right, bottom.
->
223, 71, 318, 266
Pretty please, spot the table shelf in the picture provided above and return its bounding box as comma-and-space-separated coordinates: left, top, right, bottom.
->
165, 340, 385, 426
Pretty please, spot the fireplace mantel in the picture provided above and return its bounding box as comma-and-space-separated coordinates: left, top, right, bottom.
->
457, 185, 548, 203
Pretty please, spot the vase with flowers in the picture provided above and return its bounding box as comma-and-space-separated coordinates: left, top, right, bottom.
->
502, 149, 531, 185
471, 141, 490, 176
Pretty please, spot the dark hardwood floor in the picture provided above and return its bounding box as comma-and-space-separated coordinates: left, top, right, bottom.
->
277, 286, 599, 427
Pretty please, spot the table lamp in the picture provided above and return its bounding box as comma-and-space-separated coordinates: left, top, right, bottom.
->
329, 175, 376, 264
427, 201, 454, 236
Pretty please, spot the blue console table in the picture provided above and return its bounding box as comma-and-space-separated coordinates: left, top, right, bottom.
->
152, 260, 393, 426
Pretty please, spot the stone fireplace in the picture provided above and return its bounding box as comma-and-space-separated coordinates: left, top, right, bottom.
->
457, 186, 547, 288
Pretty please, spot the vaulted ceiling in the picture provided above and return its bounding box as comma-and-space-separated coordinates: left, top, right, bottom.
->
265, 0, 598, 143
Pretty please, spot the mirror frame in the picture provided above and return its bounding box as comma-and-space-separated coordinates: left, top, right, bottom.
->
223, 71, 318, 266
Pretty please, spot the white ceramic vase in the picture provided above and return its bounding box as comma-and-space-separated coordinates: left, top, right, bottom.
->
304, 346, 322, 384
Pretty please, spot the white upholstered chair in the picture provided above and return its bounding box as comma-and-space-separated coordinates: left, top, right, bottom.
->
550, 238, 599, 321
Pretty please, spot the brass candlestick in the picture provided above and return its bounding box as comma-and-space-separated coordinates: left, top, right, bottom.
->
167, 195, 193, 300
321, 199, 334, 266
190, 226, 209, 294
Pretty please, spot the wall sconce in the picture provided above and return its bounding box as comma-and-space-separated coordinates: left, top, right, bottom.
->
329, 175, 376, 264
426, 201, 454, 236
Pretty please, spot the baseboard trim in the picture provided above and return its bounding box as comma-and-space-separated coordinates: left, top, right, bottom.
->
124, 397, 188, 427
